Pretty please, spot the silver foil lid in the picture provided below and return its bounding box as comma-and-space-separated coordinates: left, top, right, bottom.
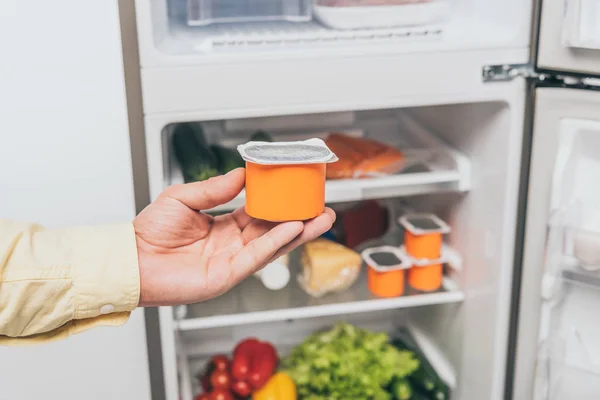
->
237, 138, 338, 165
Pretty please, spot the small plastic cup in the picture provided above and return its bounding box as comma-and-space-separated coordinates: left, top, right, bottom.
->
362, 246, 411, 298
408, 263, 443, 292
238, 139, 338, 222
399, 213, 451, 260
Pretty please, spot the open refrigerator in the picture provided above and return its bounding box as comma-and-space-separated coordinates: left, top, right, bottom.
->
132, 0, 600, 399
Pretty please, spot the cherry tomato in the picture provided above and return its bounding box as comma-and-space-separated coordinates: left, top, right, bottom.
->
209, 388, 234, 400
194, 394, 210, 400
231, 380, 251, 397
211, 355, 229, 371
210, 370, 231, 389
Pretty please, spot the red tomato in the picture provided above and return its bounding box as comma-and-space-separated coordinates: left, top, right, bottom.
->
210, 370, 231, 389
209, 388, 234, 400
211, 355, 229, 371
194, 394, 210, 400
231, 380, 251, 397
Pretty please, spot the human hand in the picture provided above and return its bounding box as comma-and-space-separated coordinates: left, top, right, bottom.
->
134, 168, 335, 307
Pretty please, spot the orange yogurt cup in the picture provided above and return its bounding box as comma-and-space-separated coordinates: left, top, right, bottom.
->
399, 213, 450, 260
408, 262, 443, 292
362, 246, 411, 298
238, 139, 338, 222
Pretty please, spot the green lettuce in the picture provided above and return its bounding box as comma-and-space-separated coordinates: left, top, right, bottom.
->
283, 323, 419, 399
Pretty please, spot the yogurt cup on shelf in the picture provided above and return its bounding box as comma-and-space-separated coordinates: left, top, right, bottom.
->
362, 245, 411, 298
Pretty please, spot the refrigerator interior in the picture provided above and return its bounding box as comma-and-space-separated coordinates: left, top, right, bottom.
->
153, 100, 523, 400
136, 0, 531, 62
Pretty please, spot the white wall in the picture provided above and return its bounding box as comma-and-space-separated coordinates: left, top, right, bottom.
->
0, 1, 151, 399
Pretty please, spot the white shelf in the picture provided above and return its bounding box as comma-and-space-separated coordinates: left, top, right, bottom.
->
175, 265, 464, 331
166, 114, 471, 212
170, 19, 443, 54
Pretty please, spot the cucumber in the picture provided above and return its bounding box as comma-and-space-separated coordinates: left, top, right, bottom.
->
392, 330, 450, 400
410, 389, 432, 400
172, 123, 219, 183
250, 130, 273, 142
390, 378, 412, 400
210, 144, 245, 173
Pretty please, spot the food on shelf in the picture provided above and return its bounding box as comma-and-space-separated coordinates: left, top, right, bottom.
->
298, 238, 362, 297
208, 388, 233, 400
172, 123, 220, 183
399, 213, 451, 292
362, 246, 411, 298
254, 254, 290, 290
210, 144, 245, 173
232, 338, 279, 390
314, 0, 447, 30
324, 133, 405, 180
342, 200, 389, 248
282, 323, 419, 399
251, 372, 297, 400
250, 130, 274, 142
392, 328, 450, 400
196, 339, 279, 399
389, 378, 413, 400
399, 214, 450, 260
237, 139, 338, 222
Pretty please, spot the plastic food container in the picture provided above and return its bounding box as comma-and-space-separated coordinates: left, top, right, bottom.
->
362, 246, 411, 298
399, 213, 450, 260
408, 260, 443, 292
186, 0, 311, 26
400, 244, 455, 292
313, 0, 450, 30
238, 139, 338, 222
254, 254, 291, 290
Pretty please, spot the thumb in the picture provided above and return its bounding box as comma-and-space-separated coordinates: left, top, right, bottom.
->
163, 168, 245, 211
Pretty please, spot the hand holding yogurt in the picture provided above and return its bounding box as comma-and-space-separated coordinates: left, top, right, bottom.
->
134, 168, 335, 306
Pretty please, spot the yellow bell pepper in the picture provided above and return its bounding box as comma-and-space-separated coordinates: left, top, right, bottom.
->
252, 372, 297, 400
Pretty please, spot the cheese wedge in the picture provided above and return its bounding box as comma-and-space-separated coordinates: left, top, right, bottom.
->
300, 238, 362, 297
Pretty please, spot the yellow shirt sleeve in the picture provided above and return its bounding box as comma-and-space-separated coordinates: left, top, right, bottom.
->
0, 220, 140, 345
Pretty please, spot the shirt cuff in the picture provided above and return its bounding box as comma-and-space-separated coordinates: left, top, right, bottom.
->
64, 223, 141, 320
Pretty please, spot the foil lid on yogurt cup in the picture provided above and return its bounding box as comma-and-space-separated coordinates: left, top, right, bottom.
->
237, 138, 338, 165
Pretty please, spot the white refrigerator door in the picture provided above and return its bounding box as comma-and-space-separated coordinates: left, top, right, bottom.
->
537, 0, 600, 75
512, 87, 600, 400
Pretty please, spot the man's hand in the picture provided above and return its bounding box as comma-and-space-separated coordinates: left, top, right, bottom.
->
133, 168, 335, 306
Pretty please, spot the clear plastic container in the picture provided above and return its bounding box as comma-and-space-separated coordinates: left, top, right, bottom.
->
313, 0, 450, 30
187, 0, 312, 26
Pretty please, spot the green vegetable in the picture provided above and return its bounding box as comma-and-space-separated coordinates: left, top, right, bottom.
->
172, 123, 219, 183
250, 130, 273, 142
283, 323, 419, 400
392, 330, 450, 400
210, 144, 245, 173
390, 378, 412, 400
409, 389, 431, 400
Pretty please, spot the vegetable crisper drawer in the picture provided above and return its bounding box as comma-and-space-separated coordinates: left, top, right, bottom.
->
187, 0, 311, 25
